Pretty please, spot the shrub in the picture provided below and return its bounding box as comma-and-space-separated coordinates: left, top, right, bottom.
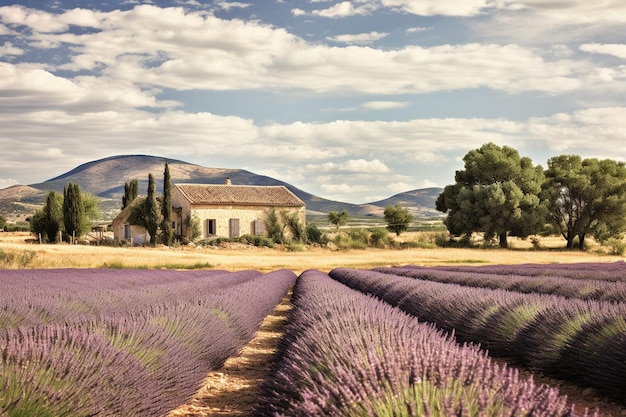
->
369, 228, 392, 248
305, 224, 328, 245
606, 238, 626, 255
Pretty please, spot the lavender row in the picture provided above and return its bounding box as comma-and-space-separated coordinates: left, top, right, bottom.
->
374, 265, 626, 303
0, 268, 260, 329
254, 269, 592, 417
0, 269, 296, 416
425, 261, 626, 283
329, 267, 626, 403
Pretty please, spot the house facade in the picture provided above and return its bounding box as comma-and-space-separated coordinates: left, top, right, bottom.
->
112, 197, 151, 245
172, 180, 306, 240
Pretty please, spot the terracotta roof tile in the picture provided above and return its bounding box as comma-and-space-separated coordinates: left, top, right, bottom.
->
174, 183, 305, 207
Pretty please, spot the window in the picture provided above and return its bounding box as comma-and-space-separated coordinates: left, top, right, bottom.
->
204, 219, 216, 237
229, 218, 240, 238
253, 219, 265, 236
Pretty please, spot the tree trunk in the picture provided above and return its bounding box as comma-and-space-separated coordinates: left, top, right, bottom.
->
565, 231, 575, 249
578, 234, 586, 251
499, 232, 508, 249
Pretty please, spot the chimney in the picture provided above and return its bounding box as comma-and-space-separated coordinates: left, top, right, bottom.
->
225, 177, 232, 185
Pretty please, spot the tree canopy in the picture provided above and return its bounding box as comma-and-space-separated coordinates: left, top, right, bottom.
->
436, 142, 546, 248
542, 155, 626, 250
383, 204, 414, 236
328, 209, 349, 230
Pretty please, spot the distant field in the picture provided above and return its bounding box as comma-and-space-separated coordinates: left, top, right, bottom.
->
1, 231, 622, 273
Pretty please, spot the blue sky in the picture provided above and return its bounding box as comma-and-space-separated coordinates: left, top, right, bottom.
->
1, 1, 626, 204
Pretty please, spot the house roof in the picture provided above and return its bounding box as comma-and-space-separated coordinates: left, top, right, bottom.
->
173, 183, 305, 207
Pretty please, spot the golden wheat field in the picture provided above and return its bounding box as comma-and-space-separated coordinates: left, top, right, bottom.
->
1, 231, 623, 272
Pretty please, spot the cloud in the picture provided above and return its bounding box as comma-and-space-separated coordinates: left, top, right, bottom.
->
0, 41, 22, 56
327, 31, 388, 45
580, 43, 626, 60
0, 178, 18, 189
361, 101, 409, 110
405, 27, 432, 33
310, 1, 375, 18
0, 6, 595, 96
381, 0, 493, 16
215, 2, 251, 11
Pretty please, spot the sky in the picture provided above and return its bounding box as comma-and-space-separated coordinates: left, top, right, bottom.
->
1, 1, 626, 204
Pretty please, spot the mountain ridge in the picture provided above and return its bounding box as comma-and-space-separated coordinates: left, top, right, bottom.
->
1, 155, 443, 222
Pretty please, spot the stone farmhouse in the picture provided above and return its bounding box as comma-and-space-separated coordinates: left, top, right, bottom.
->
113, 179, 306, 245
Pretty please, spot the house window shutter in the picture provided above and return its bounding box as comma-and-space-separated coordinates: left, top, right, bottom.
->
229, 218, 240, 238
254, 219, 265, 236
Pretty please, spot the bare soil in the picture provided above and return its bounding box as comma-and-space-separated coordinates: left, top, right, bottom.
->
166, 291, 292, 416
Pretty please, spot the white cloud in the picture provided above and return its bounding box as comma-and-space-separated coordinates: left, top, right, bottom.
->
327, 31, 388, 45
361, 101, 409, 110
580, 43, 626, 60
215, 2, 251, 11
0, 41, 22, 56
405, 27, 432, 33
0, 6, 594, 96
311, 1, 374, 18
0, 178, 18, 189
382, 0, 493, 16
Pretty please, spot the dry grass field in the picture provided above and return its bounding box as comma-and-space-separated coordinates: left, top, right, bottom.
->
1, 231, 623, 273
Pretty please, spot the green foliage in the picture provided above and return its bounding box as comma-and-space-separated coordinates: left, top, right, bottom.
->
0, 214, 6, 230
369, 228, 393, 248
42, 191, 64, 242
63, 183, 82, 239
542, 155, 626, 250
32, 186, 98, 242
606, 238, 626, 256
184, 213, 201, 243
305, 223, 328, 245
281, 211, 306, 243
328, 209, 349, 230
121, 179, 138, 209
144, 174, 159, 245
160, 162, 173, 246
383, 204, 414, 236
265, 209, 283, 244
334, 228, 369, 250
436, 142, 546, 248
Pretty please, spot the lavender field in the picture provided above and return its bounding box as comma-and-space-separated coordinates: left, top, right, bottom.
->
1, 262, 625, 416
0, 268, 296, 416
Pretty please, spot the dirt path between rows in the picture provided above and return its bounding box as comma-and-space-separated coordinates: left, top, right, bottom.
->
166, 288, 625, 417
166, 291, 292, 417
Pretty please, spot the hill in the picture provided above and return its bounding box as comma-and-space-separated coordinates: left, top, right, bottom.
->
1, 155, 443, 222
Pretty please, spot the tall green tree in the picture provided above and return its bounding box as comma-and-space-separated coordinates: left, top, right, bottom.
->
145, 173, 160, 245
160, 162, 173, 245
43, 191, 64, 242
436, 142, 546, 248
122, 179, 138, 209
328, 209, 349, 230
0, 214, 6, 231
63, 182, 82, 241
542, 155, 626, 250
384, 204, 414, 236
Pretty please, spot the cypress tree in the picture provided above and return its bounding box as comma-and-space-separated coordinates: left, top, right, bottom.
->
122, 179, 139, 209
63, 182, 82, 242
44, 191, 63, 243
145, 173, 159, 245
161, 162, 173, 245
